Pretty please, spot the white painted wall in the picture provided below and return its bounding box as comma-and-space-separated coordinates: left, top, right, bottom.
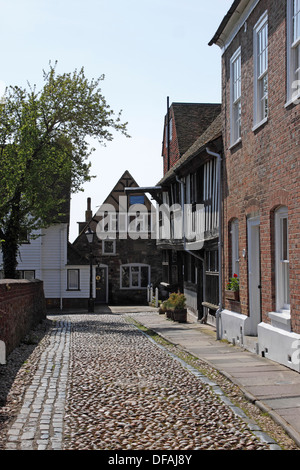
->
63, 265, 92, 299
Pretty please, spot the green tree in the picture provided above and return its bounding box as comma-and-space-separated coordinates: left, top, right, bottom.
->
0, 62, 129, 278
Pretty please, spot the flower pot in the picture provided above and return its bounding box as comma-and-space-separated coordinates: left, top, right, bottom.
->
172, 308, 187, 323
225, 290, 240, 301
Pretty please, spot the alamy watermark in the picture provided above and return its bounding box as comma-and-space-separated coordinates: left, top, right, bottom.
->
291, 340, 300, 366
291, 80, 300, 105
94, 196, 208, 250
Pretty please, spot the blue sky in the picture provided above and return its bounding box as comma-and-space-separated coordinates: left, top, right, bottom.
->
0, 0, 233, 241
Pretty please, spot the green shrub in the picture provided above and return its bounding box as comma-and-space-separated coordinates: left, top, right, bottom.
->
163, 292, 186, 311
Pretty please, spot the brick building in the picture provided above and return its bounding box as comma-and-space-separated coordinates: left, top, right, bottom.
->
70, 171, 162, 306
210, 0, 300, 370
162, 101, 221, 174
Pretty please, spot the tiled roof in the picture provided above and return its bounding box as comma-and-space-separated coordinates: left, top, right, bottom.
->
170, 103, 221, 157
67, 241, 88, 265
159, 112, 223, 184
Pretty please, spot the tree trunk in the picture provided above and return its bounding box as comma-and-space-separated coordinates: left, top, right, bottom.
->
1, 190, 22, 279
2, 236, 19, 279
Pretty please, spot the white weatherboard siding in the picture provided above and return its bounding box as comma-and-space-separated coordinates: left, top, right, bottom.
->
64, 265, 93, 299
40, 224, 68, 299
17, 230, 43, 278
1, 224, 69, 298
0, 223, 94, 305
0, 229, 42, 278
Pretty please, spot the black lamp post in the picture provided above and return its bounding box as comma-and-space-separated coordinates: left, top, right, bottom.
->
85, 227, 94, 313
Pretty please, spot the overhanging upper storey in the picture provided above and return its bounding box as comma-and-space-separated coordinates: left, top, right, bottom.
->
124, 186, 163, 205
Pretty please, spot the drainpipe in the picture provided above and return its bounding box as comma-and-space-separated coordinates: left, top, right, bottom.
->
206, 148, 222, 340
60, 227, 64, 311
167, 97, 170, 172
175, 176, 206, 321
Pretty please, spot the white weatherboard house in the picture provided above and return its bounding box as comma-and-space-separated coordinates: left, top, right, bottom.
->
0, 206, 94, 310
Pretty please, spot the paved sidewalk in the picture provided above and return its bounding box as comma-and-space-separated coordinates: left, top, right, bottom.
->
116, 307, 300, 448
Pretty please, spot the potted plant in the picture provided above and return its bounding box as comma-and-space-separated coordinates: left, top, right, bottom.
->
163, 292, 187, 323
158, 301, 167, 315
161, 298, 173, 319
225, 274, 240, 301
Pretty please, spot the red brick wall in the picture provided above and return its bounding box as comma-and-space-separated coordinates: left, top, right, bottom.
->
0, 280, 46, 357
222, 0, 300, 332
162, 108, 180, 175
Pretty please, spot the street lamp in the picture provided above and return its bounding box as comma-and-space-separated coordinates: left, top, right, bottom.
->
85, 227, 94, 312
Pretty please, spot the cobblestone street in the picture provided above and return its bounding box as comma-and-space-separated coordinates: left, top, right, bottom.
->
1, 312, 284, 452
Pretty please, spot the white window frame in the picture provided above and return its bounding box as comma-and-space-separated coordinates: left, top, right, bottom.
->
67, 269, 80, 291
102, 239, 116, 255
169, 117, 173, 142
230, 47, 242, 146
165, 118, 172, 148
0, 270, 36, 280
231, 219, 240, 277
22, 270, 35, 281
253, 11, 269, 130
120, 263, 150, 290
275, 207, 290, 312
286, 0, 300, 106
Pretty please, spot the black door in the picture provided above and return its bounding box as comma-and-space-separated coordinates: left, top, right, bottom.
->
95, 267, 107, 303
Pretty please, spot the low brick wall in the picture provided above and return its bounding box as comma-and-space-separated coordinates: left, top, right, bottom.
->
0, 279, 46, 360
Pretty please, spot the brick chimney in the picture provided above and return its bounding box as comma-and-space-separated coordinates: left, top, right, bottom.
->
85, 197, 93, 222
78, 197, 93, 234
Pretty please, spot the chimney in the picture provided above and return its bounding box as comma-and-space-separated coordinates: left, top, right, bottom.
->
85, 197, 93, 222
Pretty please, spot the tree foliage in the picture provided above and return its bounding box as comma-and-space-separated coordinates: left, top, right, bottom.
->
0, 62, 129, 278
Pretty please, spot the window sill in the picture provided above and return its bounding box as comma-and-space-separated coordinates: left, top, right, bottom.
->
229, 137, 242, 150
120, 287, 147, 290
285, 95, 300, 108
268, 310, 291, 332
252, 117, 268, 132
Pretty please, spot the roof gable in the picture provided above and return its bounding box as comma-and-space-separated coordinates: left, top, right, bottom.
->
159, 112, 223, 184
101, 170, 140, 210
72, 170, 154, 243
171, 103, 221, 156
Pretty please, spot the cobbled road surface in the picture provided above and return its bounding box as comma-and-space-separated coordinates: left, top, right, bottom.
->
4, 313, 276, 451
